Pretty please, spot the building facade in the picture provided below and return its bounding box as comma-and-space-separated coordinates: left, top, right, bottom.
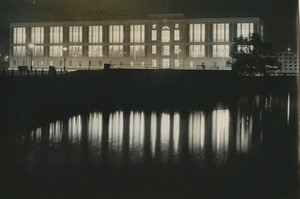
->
277, 51, 298, 75
10, 14, 264, 70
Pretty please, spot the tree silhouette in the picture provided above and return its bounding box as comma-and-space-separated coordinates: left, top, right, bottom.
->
228, 33, 281, 76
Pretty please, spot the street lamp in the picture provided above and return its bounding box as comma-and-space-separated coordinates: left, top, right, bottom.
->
28, 43, 35, 71
63, 47, 67, 72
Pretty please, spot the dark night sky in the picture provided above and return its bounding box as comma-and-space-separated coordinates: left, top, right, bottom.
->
0, 0, 298, 55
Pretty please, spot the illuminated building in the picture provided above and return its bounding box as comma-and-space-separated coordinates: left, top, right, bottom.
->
9, 14, 263, 70
277, 50, 298, 75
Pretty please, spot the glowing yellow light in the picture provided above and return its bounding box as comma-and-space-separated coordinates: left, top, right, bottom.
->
188, 112, 205, 153
160, 113, 170, 148
150, 112, 157, 156
129, 111, 145, 150
108, 111, 124, 151
173, 113, 180, 153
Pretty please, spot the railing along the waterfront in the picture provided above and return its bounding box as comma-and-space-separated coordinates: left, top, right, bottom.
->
0, 69, 69, 77
0, 67, 297, 77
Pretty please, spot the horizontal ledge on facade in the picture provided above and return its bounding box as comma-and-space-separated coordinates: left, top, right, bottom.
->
10, 17, 262, 27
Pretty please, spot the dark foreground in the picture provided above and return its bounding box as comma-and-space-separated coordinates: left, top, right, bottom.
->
0, 70, 298, 199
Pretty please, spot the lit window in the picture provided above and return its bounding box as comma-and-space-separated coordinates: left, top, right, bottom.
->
174, 29, 180, 41
109, 45, 123, 57
190, 61, 194, 68
109, 25, 124, 43
69, 45, 82, 57
130, 25, 145, 43
162, 45, 170, 56
212, 45, 230, 57
50, 26, 63, 43
175, 59, 179, 68
162, 59, 170, 68
13, 46, 26, 56
162, 26, 170, 42
237, 45, 253, 53
189, 45, 205, 57
189, 24, 205, 42
152, 59, 157, 67
49, 46, 63, 57
152, 24, 157, 29
88, 45, 103, 57
130, 45, 145, 57
89, 26, 103, 43
32, 46, 44, 56
175, 24, 179, 29
152, 30, 157, 41
237, 23, 254, 38
13, 27, 26, 44
31, 27, 44, 44
213, 23, 229, 42
174, 45, 180, 54
152, 45, 157, 54
69, 26, 82, 43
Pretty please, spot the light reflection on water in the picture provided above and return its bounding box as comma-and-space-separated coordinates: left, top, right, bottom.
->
188, 111, 205, 153
68, 115, 82, 144
150, 112, 157, 156
129, 111, 144, 151
212, 109, 230, 155
88, 112, 102, 149
109, 111, 123, 151
26, 94, 294, 166
7, 92, 297, 199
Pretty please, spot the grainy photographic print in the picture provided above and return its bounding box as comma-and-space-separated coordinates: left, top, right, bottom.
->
0, 0, 299, 198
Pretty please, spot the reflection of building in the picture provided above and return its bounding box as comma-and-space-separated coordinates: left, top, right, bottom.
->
27, 105, 268, 162
10, 14, 263, 70
129, 111, 144, 150
212, 109, 230, 153
236, 112, 253, 154
188, 112, 205, 152
277, 51, 298, 75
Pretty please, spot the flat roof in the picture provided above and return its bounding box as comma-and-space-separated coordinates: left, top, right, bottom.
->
10, 15, 262, 27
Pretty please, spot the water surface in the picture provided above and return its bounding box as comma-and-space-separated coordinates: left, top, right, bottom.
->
0, 92, 298, 199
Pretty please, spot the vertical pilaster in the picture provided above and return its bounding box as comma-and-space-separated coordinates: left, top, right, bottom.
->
63, 26, 69, 45
44, 27, 50, 57
82, 25, 88, 57
229, 23, 235, 42
103, 25, 109, 57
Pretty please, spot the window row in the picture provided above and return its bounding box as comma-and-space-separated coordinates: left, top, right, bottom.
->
12, 60, 106, 68
13, 23, 256, 44
13, 45, 230, 57
13, 59, 231, 69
